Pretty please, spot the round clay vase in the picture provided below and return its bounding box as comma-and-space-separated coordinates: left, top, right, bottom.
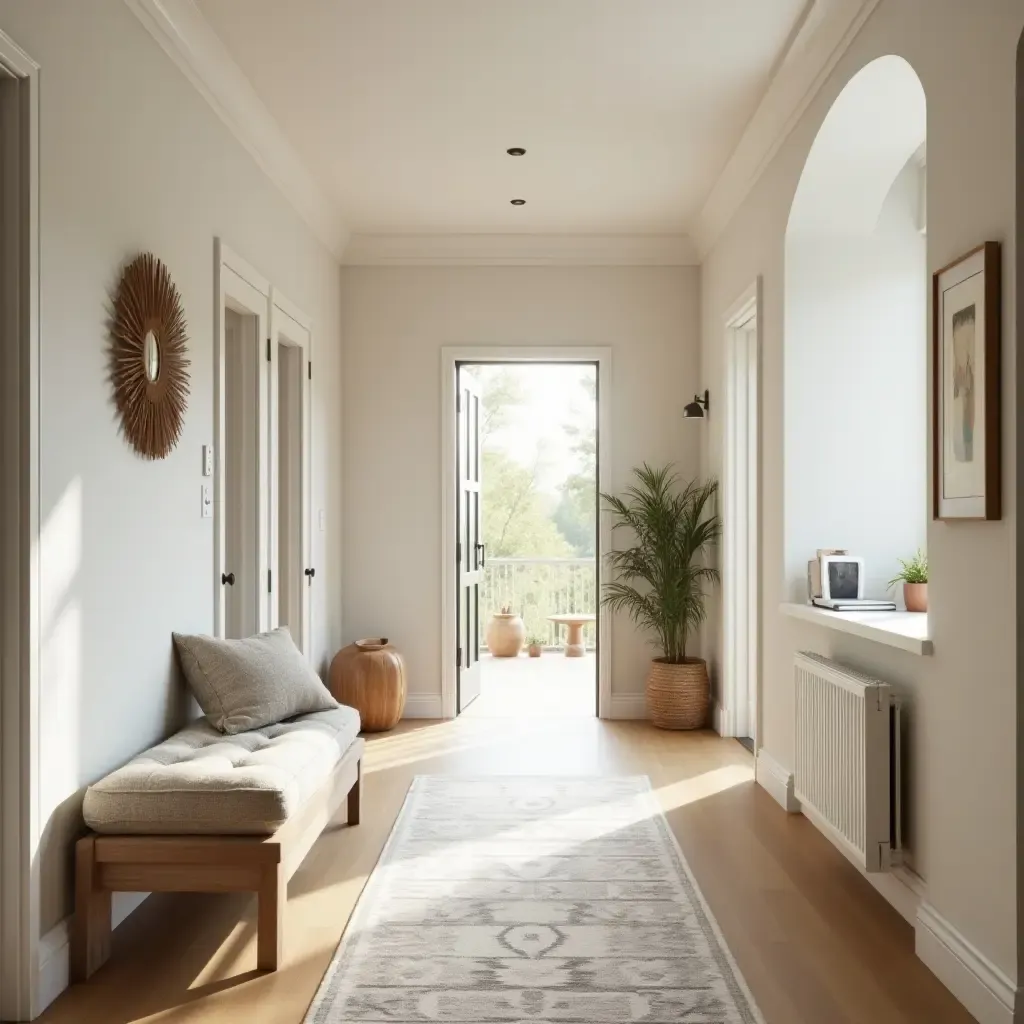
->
527, 642, 543, 658
646, 657, 710, 730
904, 582, 928, 613
329, 638, 407, 732
486, 613, 525, 657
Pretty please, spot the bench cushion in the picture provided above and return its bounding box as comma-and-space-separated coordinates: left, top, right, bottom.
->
82, 706, 361, 836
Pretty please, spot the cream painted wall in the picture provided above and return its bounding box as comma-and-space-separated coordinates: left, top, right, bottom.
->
785, 160, 927, 601
0, 0, 344, 936
341, 266, 700, 710
701, 0, 1022, 985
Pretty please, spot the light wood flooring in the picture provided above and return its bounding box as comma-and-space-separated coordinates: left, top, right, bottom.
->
39, 717, 974, 1024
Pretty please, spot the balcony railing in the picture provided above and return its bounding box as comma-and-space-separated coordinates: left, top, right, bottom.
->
481, 557, 597, 650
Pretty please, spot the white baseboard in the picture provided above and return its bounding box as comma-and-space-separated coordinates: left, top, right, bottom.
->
754, 750, 800, 812
712, 700, 728, 736
403, 693, 445, 719
604, 693, 647, 720
916, 901, 1017, 1024
37, 892, 148, 1014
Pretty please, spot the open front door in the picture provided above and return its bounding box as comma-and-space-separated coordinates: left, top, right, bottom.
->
457, 367, 483, 712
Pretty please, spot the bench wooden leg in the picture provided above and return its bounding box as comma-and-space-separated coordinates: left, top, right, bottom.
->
71, 836, 112, 983
347, 760, 362, 826
256, 861, 284, 971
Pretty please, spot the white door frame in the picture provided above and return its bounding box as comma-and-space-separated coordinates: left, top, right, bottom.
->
0, 28, 40, 1022
720, 279, 762, 744
213, 240, 271, 638
268, 288, 313, 656
440, 346, 612, 720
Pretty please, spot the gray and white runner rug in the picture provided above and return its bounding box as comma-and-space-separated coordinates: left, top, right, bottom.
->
306, 775, 763, 1023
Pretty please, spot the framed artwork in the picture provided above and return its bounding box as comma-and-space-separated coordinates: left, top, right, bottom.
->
932, 241, 1001, 521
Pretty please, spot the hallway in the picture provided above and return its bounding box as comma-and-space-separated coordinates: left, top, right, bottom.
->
40, 718, 971, 1024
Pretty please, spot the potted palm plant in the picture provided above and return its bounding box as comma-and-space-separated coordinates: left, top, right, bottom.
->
889, 548, 928, 612
602, 465, 720, 730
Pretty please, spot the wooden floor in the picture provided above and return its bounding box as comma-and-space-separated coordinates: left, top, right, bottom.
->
40, 717, 974, 1024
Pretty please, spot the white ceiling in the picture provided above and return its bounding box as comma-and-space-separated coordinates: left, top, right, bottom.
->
196, 0, 808, 236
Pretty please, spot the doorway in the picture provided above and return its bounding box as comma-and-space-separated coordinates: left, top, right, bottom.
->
722, 282, 761, 749
215, 245, 314, 651
441, 349, 612, 720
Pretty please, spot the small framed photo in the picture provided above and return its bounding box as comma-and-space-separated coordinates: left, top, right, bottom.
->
933, 242, 1001, 521
819, 556, 864, 601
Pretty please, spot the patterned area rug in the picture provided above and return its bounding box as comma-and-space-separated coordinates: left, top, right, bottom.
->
305, 775, 763, 1023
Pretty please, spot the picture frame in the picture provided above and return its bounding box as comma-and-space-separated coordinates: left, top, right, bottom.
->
932, 241, 1001, 521
819, 556, 865, 601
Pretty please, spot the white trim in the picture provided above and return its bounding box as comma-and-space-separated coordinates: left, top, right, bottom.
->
916, 902, 1018, 1024
36, 893, 149, 1016
440, 347, 612, 721
692, 0, 883, 257
124, 0, 348, 258
720, 279, 761, 743
344, 233, 698, 267
862, 864, 924, 928
214, 240, 272, 640
712, 700, 727, 735
268, 289, 313, 658
0, 30, 40, 1022
754, 750, 800, 812
403, 694, 445, 719
606, 694, 648, 720
780, 602, 933, 655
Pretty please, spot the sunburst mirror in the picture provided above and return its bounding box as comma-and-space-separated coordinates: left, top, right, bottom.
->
111, 253, 190, 459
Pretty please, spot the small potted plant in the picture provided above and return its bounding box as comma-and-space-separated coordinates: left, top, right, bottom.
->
526, 634, 545, 658
889, 549, 928, 612
485, 603, 525, 657
602, 464, 720, 730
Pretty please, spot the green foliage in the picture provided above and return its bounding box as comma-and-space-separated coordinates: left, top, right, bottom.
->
482, 449, 572, 558
888, 548, 928, 587
553, 376, 597, 556
525, 633, 546, 646
601, 465, 720, 664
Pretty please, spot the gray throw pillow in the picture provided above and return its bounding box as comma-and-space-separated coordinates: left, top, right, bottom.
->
172, 627, 339, 734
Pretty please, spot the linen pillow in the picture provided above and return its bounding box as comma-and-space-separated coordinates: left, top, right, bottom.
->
172, 626, 339, 734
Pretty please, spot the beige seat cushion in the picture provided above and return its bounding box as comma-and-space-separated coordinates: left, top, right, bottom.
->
83, 706, 361, 835
172, 627, 339, 734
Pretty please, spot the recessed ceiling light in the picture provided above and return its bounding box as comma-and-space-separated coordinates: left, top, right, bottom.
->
506, 147, 526, 156
510, 198, 526, 205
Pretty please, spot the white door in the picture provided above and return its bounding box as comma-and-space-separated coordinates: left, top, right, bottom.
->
216, 260, 271, 639
268, 294, 312, 656
724, 299, 759, 742
457, 367, 483, 712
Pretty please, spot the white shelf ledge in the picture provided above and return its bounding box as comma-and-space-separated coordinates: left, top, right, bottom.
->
780, 603, 933, 656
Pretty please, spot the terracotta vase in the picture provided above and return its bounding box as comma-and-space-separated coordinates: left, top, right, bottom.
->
645, 657, 710, 730
486, 613, 525, 657
527, 643, 543, 658
903, 582, 928, 613
329, 638, 407, 732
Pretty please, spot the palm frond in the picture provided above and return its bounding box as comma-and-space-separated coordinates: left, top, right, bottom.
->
600, 465, 721, 663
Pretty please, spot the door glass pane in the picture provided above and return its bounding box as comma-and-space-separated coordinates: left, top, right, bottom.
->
277, 341, 304, 647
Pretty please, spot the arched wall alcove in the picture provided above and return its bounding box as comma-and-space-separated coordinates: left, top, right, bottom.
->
784, 55, 928, 601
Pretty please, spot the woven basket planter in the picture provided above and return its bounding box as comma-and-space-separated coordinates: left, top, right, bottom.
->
646, 657, 710, 730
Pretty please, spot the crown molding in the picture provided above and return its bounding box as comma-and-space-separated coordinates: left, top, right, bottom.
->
692, 0, 882, 258
124, 0, 349, 258
343, 233, 698, 267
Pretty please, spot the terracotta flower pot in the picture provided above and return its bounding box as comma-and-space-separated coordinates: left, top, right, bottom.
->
329, 638, 407, 732
527, 643, 542, 658
646, 657, 710, 730
903, 582, 928, 613
486, 613, 525, 657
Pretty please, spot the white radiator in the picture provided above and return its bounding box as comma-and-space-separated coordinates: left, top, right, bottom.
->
794, 652, 902, 873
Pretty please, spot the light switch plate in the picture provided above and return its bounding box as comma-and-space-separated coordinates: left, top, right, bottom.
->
202, 444, 213, 477
201, 483, 213, 518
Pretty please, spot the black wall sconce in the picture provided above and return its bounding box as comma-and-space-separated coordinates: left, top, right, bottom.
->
683, 389, 710, 419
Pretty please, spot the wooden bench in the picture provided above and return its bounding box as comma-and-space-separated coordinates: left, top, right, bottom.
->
72, 723, 363, 981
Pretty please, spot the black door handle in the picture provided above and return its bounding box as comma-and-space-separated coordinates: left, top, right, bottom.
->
221, 572, 235, 586
475, 543, 486, 568
304, 567, 316, 578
